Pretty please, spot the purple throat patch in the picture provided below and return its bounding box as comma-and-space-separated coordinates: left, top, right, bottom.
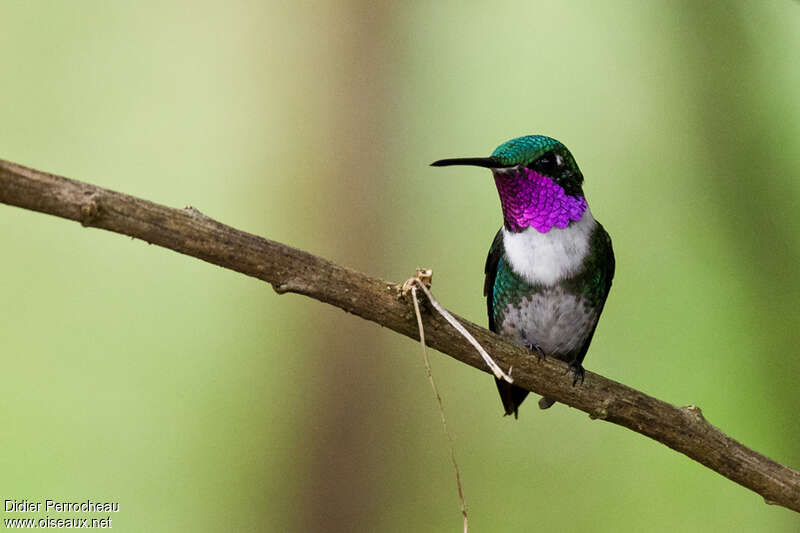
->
494, 168, 587, 233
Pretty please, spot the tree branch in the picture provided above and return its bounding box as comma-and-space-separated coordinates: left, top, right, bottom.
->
2, 157, 799, 513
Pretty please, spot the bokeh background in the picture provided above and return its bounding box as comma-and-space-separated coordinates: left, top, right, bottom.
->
1, 2, 799, 531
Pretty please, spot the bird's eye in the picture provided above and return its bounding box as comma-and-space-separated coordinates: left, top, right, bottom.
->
531, 151, 563, 174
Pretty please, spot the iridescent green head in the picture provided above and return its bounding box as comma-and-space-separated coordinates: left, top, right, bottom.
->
431, 135, 584, 197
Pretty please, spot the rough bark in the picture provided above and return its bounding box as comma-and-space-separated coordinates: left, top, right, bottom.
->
1, 157, 799, 513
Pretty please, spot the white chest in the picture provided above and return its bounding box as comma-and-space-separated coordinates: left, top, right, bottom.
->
502, 208, 596, 286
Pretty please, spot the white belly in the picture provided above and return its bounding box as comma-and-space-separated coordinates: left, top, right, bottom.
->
499, 286, 598, 357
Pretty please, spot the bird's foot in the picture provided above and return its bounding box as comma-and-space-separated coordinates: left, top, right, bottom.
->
564, 362, 585, 386
526, 342, 545, 362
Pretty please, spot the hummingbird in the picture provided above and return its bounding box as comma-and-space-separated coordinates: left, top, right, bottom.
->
432, 135, 614, 416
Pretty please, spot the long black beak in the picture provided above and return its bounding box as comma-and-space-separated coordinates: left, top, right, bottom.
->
430, 157, 500, 168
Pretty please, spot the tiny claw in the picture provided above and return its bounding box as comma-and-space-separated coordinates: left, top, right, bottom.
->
568, 363, 585, 386
526, 342, 545, 362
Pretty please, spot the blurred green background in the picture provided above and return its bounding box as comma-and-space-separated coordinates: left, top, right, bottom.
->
1, 1, 799, 531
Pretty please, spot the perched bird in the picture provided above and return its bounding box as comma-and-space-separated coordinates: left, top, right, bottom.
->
432, 135, 614, 416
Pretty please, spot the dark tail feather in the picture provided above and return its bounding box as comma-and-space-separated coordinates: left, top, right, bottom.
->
495, 379, 529, 418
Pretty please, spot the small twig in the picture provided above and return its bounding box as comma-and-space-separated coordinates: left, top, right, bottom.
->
402, 270, 512, 384
409, 278, 468, 533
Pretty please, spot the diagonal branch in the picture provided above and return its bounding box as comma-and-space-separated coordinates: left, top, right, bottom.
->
1, 157, 799, 513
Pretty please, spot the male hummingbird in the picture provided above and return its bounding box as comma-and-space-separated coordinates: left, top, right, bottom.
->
432, 135, 614, 416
